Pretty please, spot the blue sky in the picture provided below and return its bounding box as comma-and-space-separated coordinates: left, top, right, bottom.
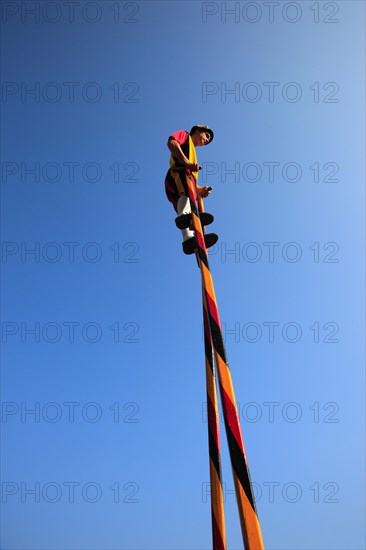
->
1, 1, 365, 549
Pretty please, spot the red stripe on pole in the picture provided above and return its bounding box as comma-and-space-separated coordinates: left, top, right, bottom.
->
212, 514, 226, 550
220, 384, 245, 452
195, 225, 206, 250
205, 290, 221, 329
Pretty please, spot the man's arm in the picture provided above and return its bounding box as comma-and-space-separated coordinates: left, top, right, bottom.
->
167, 138, 199, 172
197, 185, 212, 198
167, 137, 212, 198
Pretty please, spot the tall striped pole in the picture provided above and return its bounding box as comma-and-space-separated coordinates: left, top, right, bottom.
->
202, 285, 226, 550
199, 197, 226, 550
187, 174, 264, 550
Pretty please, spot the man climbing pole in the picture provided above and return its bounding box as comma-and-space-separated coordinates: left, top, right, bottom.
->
165, 125, 219, 254
164, 125, 265, 550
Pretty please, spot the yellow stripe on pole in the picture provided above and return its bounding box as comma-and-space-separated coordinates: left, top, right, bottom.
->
210, 461, 226, 549
213, 354, 237, 409
234, 476, 264, 550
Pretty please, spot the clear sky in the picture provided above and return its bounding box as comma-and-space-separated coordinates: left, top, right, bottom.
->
1, 1, 365, 549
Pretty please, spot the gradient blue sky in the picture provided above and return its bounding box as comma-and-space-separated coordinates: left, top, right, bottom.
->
1, 1, 365, 549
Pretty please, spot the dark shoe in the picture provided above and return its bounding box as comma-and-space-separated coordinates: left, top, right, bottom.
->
204, 233, 219, 249
182, 237, 196, 255
175, 212, 214, 229
182, 233, 219, 255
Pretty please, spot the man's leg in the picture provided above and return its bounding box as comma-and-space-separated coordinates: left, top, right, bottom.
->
177, 195, 194, 241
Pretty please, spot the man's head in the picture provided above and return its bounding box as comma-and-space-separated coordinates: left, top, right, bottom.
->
190, 125, 214, 146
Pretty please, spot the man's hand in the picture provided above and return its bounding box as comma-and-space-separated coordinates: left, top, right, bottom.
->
197, 186, 212, 198
185, 162, 200, 172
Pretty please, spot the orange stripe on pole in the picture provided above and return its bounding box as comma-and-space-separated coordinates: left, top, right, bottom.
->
210, 461, 226, 550
233, 476, 264, 550
212, 354, 236, 411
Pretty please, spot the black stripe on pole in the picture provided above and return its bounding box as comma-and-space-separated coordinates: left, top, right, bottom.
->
222, 416, 257, 511
208, 429, 222, 481
207, 311, 227, 363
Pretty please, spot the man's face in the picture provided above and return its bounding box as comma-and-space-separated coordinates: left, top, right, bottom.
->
193, 129, 210, 146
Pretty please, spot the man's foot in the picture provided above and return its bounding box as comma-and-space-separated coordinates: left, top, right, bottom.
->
182, 233, 219, 255
175, 212, 214, 230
